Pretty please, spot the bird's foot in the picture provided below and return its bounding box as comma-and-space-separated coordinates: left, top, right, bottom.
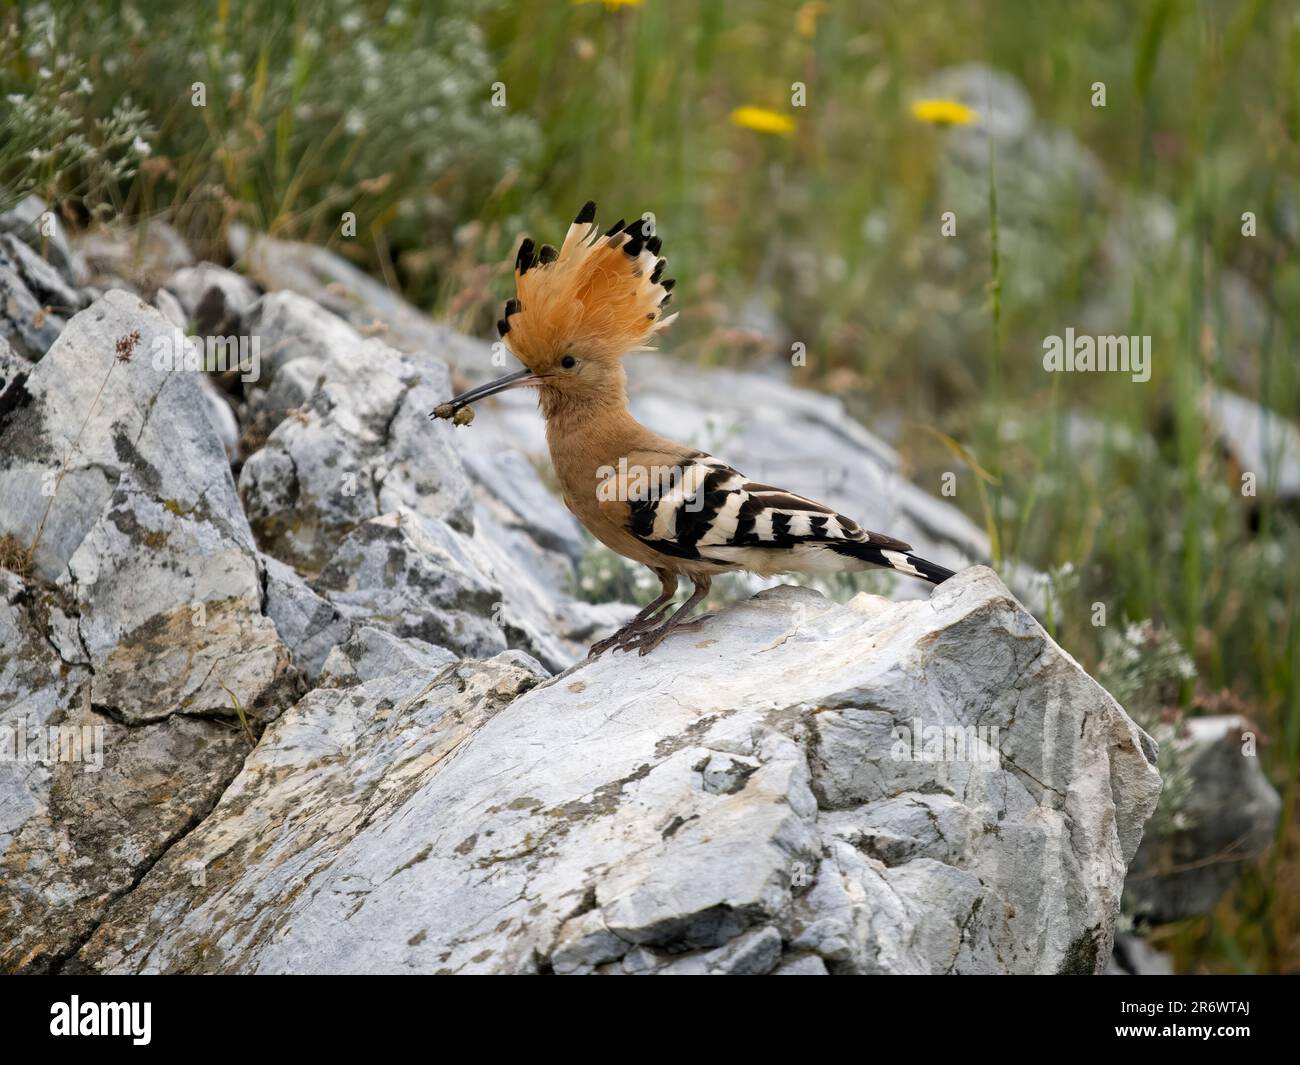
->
587, 629, 628, 657
626, 613, 715, 657
623, 627, 669, 657
587, 614, 666, 657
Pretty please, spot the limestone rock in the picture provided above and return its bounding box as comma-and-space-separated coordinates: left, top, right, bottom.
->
259, 554, 352, 683
318, 626, 458, 687
313, 510, 507, 660
230, 224, 470, 359
238, 329, 474, 574
2, 233, 87, 318
0, 194, 87, 289
0, 290, 292, 722
166, 262, 259, 334
0, 236, 65, 360
0, 571, 251, 973
75, 220, 194, 291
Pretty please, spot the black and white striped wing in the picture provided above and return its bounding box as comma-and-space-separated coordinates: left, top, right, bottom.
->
623, 455, 924, 575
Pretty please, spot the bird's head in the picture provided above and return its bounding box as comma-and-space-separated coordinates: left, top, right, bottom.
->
436, 201, 676, 419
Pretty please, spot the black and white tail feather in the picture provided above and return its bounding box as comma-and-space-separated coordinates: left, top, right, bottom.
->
618, 454, 955, 585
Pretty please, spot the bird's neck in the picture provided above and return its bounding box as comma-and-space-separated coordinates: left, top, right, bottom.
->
539, 379, 629, 427
544, 392, 641, 454
544, 385, 654, 510
540, 360, 637, 440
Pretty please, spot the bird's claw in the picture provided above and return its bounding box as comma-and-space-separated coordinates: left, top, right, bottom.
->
587, 626, 661, 657
625, 614, 715, 657
587, 619, 660, 657
588, 610, 714, 658
587, 605, 677, 657
586, 632, 622, 657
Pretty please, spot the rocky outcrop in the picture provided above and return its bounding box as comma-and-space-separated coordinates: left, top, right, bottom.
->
72, 567, 1160, 974
1, 213, 1163, 975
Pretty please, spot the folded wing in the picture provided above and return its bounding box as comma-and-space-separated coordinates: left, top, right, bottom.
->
620, 453, 913, 566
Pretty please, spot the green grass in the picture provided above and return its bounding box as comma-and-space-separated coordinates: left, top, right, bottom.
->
3, 0, 1299, 972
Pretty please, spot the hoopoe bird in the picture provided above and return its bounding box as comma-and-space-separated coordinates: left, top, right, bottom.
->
433, 201, 956, 656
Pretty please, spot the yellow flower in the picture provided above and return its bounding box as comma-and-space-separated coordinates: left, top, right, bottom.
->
730, 106, 796, 135
572, 0, 644, 8
797, 1, 828, 39
911, 99, 978, 126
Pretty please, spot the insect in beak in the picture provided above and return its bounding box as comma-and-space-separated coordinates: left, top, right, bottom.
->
429, 367, 542, 421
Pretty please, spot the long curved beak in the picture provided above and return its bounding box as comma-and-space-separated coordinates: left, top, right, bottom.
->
431, 367, 540, 417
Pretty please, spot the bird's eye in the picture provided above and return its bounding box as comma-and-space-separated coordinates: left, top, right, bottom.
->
560, 354, 577, 369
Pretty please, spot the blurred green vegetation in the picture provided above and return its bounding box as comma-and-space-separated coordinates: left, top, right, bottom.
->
3, 0, 1299, 973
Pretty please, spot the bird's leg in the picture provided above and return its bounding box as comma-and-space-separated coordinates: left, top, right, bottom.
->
588, 568, 678, 657
627, 575, 711, 657
592, 593, 674, 655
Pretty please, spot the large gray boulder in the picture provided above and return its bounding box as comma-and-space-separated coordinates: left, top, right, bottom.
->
74, 568, 1161, 974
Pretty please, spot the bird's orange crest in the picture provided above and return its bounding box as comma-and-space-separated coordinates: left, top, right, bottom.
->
497, 201, 677, 368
